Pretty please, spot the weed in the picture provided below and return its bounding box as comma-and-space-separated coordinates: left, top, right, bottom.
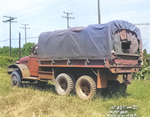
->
0, 67, 150, 117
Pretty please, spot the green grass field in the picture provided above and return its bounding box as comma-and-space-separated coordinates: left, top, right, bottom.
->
0, 67, 150, 117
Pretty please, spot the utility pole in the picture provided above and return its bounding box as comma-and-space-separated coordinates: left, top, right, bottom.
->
62, 11, 75, 29
19, 32, 21, 59
3, 16, 17, 57
97, 0, 101, 24
20, 23, 30, 44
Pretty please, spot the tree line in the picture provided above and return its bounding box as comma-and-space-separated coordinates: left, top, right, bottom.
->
0, 42, 35, 59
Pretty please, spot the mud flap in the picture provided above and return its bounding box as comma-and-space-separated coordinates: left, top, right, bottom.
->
97, 69, 107, 88
124, 74, 132, 85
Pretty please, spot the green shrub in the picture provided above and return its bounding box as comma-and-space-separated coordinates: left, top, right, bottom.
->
21, 42, 35, 57
0, 56, 15, 67
0, 43, 35, 59
133, 64, 150, 80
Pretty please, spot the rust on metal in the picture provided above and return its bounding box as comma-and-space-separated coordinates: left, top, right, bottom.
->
28, 57, 39, 76
38, 64, 107, 68
97, 69, 107, 88
38, 71, 53, 80
109, 67, 139, 73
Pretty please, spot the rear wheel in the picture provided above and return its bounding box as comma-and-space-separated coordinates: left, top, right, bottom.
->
55, 73, 74, 95
11, 71, 21, 87
76, 75, 96, 100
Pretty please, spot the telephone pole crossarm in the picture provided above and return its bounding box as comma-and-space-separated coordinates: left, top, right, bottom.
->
62, 11, 75, 29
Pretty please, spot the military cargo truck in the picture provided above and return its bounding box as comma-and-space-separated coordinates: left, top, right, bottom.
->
8, 20, 142, 100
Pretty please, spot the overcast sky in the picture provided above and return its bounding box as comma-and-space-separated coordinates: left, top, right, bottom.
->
0, 0, 150, 53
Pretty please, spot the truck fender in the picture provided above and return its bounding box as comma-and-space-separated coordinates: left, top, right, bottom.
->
7, 64, 30, 78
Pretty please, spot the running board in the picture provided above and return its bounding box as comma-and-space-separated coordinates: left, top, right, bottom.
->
22, 77, 38, 80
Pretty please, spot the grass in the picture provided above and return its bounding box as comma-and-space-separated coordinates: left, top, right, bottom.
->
0, 67, 150, 117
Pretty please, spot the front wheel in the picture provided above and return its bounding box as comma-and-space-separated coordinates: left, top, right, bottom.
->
11, 71, 22, 87
55, 73, 74, 95
75, 75, 96, 100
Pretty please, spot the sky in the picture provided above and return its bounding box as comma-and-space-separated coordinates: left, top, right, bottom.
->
0, 0, 150, 53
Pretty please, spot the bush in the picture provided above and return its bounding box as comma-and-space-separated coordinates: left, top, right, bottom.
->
133, 64, 150, 80
21, 42, 35, 57
0, 43, 35, 59
0, 56, 15, 67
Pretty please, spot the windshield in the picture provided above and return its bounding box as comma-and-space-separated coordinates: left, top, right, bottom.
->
32, 45, 38, 55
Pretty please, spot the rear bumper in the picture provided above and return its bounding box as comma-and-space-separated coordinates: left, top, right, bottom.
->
108, 58, 141, 73
109, 66, 140, 73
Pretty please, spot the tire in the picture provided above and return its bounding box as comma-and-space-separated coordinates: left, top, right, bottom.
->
11, 71, 21, 87
76, 75, 96, 100
55, 73, 74, 95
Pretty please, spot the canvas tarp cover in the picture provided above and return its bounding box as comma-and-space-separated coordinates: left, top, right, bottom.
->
38, 20, 141, 60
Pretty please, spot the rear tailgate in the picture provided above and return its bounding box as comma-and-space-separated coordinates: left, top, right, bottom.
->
109, 53, 141, 73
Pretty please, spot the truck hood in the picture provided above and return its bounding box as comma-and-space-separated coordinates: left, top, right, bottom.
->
19, 56, 30, 64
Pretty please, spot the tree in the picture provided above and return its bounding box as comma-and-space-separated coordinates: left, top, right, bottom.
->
0, 46, 10, 56
21, 42, 35, 57
12, 48, 19, 58
143, 49, 147, 60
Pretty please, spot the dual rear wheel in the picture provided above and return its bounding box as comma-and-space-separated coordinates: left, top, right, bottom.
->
55, 73, 74, 95
55, 73, 96, 100
76, 75, 96, 100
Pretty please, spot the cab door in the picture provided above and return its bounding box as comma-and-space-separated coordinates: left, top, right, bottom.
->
29, 56, 39, 76
29, 45, 39, 76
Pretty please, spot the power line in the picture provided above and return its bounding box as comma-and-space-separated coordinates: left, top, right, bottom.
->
62, 11, 75, 29
0, 37, 38, 42
2, 16, 17, 57
0, 39, 9, 42
134, 23, 150, 25
20, 23, 31, 44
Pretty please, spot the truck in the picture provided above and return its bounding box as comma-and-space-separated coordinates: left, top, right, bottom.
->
7, 20, 142, 100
